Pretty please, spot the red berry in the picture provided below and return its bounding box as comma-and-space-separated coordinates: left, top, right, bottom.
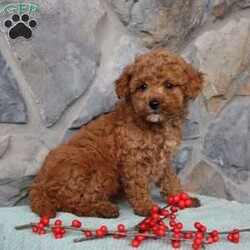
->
233, 233, 240, 241
71, 220, 82, 228
169, 221, 176, 227
84, 230, 92, 238
227, 231, 240, 243
40, 216, 50, 226
213, 235, 219, 242
200, 225, 207, 232
54, 227, 62, 234
37, 222, 44, 229
55, 233, 63, 239
195, 232, 204, 239
151, 204, 159, 214
184, 232, 193, 239
170, 214, 176, 220
100, 225, 108, 233
61, 228, 66, 234
194, 238, 202, 245
177, 200, 186, 209
176, 222, 183, 229
173, 195, 180, 203
152, 213, 160, 220
167, 196, 174, 205
135, 235, 145, 242
39, 228, 46, 235
171, 240, 181, 248
113, 234, 120, 239
227, 233, 233, 241
32, 226, 39, 233
117, 224, 125, 232
170, 206, 178, 213
157, 229, 166, 237
158, 224, 166, 231
192, 243, 202, 250
173, 233, 181, 239
161, 209, 169, 217
173, 227, 181, 233
41, 215, 49, 220
206, 236, 214, 244
180, 192, 189, 201
131, 239, 140, 247
96, 229, 105, 238
194, 222, 201, 229
211, 230, 219, 237
54, 219, 62, 226
138, 223, 147, 232
185, 199, 192, 207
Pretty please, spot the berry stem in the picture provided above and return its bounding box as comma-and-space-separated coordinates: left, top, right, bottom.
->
15, 223, 250, 235
15, 223, 35, 230
15, 222, 94, 233
73, 231, 194, 243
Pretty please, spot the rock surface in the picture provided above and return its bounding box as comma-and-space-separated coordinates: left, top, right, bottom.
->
212, 0, 250, 19
172, 147, 193, 174
186, 160, 229, 199
0, 0, 105, 127
0, 135, 10, 158
107, 0, 206, 50
191, 17, 250, 113
0, 175, 35, 206
0, 52, 27, 123
203, 98, 250, 181
0, 135, 49, 179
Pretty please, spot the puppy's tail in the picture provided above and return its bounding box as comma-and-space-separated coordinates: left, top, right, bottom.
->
29, 183, 56, 218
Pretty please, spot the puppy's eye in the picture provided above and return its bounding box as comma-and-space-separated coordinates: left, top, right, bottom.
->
164, 82, 174, 90
138, 83, 148, 91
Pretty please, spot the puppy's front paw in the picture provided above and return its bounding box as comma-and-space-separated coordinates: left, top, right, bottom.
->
134, 204, 152, 217
99, 203, 120, 218
189, 197, 201, 207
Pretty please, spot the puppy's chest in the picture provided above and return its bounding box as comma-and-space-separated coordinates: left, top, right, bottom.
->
121, 130, 178, 179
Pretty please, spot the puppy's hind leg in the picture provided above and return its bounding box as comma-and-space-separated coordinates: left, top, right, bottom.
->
73, 201, 119, 218
69, 168, 120, 218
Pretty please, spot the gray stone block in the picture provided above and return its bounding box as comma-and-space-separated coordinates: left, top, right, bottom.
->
0, 175, 35, 206
186, 160, 230, 200
0, 53, 27, 124
107, 0, 206, 49
172, 146, 193, 174
0, 0, 106, 127
183, 100, 201, 139
203, 98, 250, 180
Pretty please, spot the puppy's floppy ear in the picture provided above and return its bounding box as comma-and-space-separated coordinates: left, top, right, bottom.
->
184, 63, 204, 100
115, 65, 132, 99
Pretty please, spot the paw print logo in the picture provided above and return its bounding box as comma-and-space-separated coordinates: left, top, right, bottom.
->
4, 14, 37, 40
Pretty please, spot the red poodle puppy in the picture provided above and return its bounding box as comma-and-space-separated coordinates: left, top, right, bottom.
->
29, 49, 204, 218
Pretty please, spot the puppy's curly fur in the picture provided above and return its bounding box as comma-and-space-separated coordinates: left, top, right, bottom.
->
29, 49, 204, 218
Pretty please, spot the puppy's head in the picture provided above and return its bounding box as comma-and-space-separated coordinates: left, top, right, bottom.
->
115, 49, 204, 124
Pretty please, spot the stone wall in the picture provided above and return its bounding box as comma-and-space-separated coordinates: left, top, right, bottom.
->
0, 0, 249, 206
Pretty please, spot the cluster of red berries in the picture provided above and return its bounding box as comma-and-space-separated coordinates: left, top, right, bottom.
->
26, 192, 243, 249
167, 192, 192, 209
227, 229, 240, 244
31, 216, 49, 236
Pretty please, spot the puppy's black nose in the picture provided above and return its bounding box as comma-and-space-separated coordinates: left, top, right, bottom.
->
149, 100, 160, 110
